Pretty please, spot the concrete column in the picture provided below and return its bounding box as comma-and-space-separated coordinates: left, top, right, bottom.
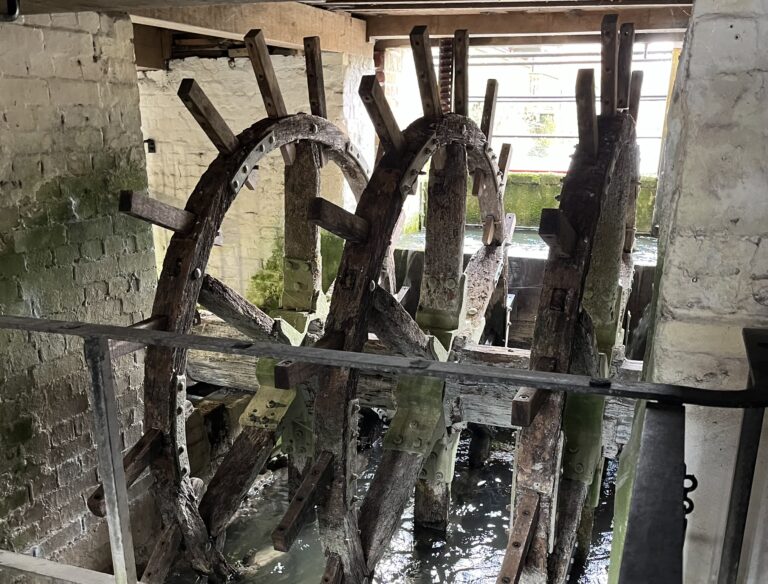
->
645, 1, 768, 581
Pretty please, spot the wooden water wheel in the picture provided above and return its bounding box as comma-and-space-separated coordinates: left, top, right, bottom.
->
89, 24, 516, 584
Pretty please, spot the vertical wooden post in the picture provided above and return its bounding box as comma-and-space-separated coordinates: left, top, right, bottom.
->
410, 25, 442, 118
601, 14, 619, 117
83, 338, 138, 584
628, 70, 644, 122
576, 69, 598, 160
473, 79, 499, 196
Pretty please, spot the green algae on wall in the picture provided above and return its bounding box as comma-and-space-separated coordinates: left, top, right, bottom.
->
464, 173, 657, 233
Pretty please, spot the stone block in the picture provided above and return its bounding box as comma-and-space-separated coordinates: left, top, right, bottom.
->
12, 225, 66, 253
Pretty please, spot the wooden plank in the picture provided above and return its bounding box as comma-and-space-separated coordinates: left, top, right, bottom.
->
272, 451, 334, 551
304, 36, 327, 118
325, 0, 691, 13
118, 190, 195, 233
453, 29, 470, 116
359, 75, 405, 153
198, 427, 276, 536
177, 78, 239, 154
472, 79, 498, 196
198, 274, 290, 344
498, 142, 513, 192
0, 550, 121, 584
244, 29, 296, 165
628, 70, 644, 122
274, 333, 344, 389
410, 25, 442, 118
129, 3, 371, 58
496, 489, 540, 584
109, 315, 167, 358
539, 208, 577, 259
576, 68, 598, 159
365, 8, 690, 39
617, 23, 636, 109
308, 198, 369, 243
87, 429, 163, 517
600, 14, 619, 116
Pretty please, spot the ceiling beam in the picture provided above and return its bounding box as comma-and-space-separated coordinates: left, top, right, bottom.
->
22, 0, 294, 12
130, 1, 371, 57
322, 0, 691, 14
365, 6, 690, 40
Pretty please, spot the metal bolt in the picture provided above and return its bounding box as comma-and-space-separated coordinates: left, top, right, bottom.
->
413, 438, 423, 449
435, 471, 444, 481
392, 435, 403, 445
267, 400, 277, 408
446, 278, 457, 290
310, 123, 318, 133
575, 463, 585, 473
191, 268, 202, 280
369, 280, 376, 292
409, 420, 419, 429
467, 308, 478, 316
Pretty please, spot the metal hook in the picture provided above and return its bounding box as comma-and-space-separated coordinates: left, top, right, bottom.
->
2, 0, 20, 22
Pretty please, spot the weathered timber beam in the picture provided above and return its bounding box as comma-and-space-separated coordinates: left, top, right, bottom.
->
617, 23, 636, 109
498, 142, 513, 193
359, 75, 405, 153
326, 0, 690, 12
3, 315, 767, 408
274, 333, 344, 389
141, 478, 204, 584
109, 315, 168, 358
244, 29, 296, 165
496, 489, 540, 584
321, 554, 344, 584
473, 79, 498, 197
304, 36, 327, 119
370, 285, 444, 360
576, 69, 598, 160
198, 274, 292, 344
308, 198, 369, 244
272, 451, 334, 552
198, 427, 276, 537
410, 26, 442, 118
628, 70, 644, 122
539, 208, 577, 259
119, 190, 195, 234
509, 386, 549, 427
365, 7, 689, 40
601, 14, 619, 116
178, 78, 239, 155
129, 2, 371, 58
87, 429, 163, 518
453, 29, 469, 116
0, 550, 124, 584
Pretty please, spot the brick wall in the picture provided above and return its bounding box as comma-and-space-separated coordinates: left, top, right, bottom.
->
138, 53, 374, 298
0, 13, 159, 568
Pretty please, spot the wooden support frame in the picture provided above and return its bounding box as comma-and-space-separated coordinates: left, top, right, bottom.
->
118, 190, 195, 234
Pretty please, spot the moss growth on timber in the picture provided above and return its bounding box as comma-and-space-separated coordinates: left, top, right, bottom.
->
464, 172, 657, 233
247, 238, 284, 311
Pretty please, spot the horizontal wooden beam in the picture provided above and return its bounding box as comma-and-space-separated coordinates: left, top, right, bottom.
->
274, 333, 344, 389
326, 0, 690, 13
130, 2, 371, 58
2, 315, 765, 408
307, 198, 369, 244
366, 7, 690, 39
119, 190, 196, 233
539, 208, 577, 259
272, 451, 334, 551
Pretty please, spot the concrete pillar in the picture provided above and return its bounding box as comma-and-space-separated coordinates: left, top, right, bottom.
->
645, 1, 768, 581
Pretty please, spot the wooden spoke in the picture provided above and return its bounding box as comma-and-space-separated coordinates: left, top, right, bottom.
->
198, 274, 291, 343
628, 70, 644, 122
539, 208, 577, 259
410, 25, 442, 118
178, 78, 239, 155
304, 36, 327, 119
576, 69, 598, 160
119, 190, 195, 234
496, 490, 540, 584
272, 451, 334, 552
498, 142, 513, 193
453, 29, 470, 116
87, 429, 163, 517
600, 14, 619, 116
482, 215, 495, 246
109, 315, 167, 358
359, 75, 405, 154
308, 198, 369, 244
617, 23, 636, 109
472, 78, 499, 196
244, 29, 296, 165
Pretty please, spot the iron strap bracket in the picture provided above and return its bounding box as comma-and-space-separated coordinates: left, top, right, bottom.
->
383, 375, 444, 456
420, 421, 461, 483
281, 257, 320, 312
240, 358, 297, 431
